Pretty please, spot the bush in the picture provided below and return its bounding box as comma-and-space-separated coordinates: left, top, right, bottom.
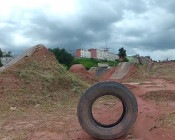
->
0, 59, 3, 67
122, 57, 129, 62
0, 48, 2, 57
48, 48, 74, 69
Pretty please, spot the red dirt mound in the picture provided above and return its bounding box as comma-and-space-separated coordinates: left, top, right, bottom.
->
69, 64, 94, 81
0, 45, 87, 108
121, 64, 148, 82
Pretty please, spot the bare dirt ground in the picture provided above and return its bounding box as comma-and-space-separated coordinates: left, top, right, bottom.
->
128, 78, 175, 140
1, 78, 174, 140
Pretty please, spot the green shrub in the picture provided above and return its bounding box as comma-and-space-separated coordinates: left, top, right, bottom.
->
0, 59, 3, 67
48, 48, 74, 69
122, 57, 129, 62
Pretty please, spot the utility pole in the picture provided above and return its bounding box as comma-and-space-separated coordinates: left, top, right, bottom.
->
104, 40, 109, 52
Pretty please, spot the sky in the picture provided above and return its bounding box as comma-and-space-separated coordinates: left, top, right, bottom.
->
0, 0, 175, 60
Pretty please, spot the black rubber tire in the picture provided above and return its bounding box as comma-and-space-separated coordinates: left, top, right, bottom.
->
77, 81, 138, 140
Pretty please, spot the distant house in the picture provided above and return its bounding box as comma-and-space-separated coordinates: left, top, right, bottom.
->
76, 49, 91, 58
76, 48, 119, 61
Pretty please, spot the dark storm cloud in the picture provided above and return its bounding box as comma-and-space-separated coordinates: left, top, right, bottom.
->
120, 15, 175, 51
19, 1, 124, 50
0, 0, 175, 59
156, 0, 175, 13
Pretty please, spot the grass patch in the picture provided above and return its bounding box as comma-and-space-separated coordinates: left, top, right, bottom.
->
141, 90, 175, 102
72, 58, 118, 70
155, 112, 175, 128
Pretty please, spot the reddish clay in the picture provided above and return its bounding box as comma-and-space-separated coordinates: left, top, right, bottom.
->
69, 64, 94, 80
29, 78, 175, 140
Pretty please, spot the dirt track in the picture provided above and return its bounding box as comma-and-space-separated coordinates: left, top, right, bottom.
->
1, 78, 174, 140
0, 46, 174, 139
62, 78, 174, 140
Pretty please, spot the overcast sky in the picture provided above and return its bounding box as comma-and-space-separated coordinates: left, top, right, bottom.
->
0, 0, 175, 60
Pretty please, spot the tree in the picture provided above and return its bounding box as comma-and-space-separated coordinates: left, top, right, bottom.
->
0, 48, 3, 67
0, 60, 2, 67
118, 47, 126, 59
3, 51, 12, 57
48, 48, 74, 69
0, 48, 2, 57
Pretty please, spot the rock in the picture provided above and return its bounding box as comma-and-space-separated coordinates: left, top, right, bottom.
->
10, 107, 17, 111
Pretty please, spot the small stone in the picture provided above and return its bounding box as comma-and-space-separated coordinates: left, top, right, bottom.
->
35, 104, 40, 108
10, 107, 17, 111
127, 134, 134, 138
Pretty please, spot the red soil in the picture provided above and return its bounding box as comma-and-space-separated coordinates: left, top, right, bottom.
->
131, 79, 175, 140
69, 64, 94, 80
28, 78, 175, 140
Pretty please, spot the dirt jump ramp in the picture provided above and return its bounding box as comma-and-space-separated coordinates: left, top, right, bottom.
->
0, 44, 44, 71
111, 62, 132, 80
95, 67, 108, 78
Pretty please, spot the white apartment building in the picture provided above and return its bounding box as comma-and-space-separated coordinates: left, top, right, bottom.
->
76, 48, 119, 61
80, 49, 91, 58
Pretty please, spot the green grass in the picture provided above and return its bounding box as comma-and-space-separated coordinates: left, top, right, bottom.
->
72, 58, 118, 70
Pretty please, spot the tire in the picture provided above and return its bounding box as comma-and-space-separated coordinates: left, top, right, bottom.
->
77, 81, 138, 140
